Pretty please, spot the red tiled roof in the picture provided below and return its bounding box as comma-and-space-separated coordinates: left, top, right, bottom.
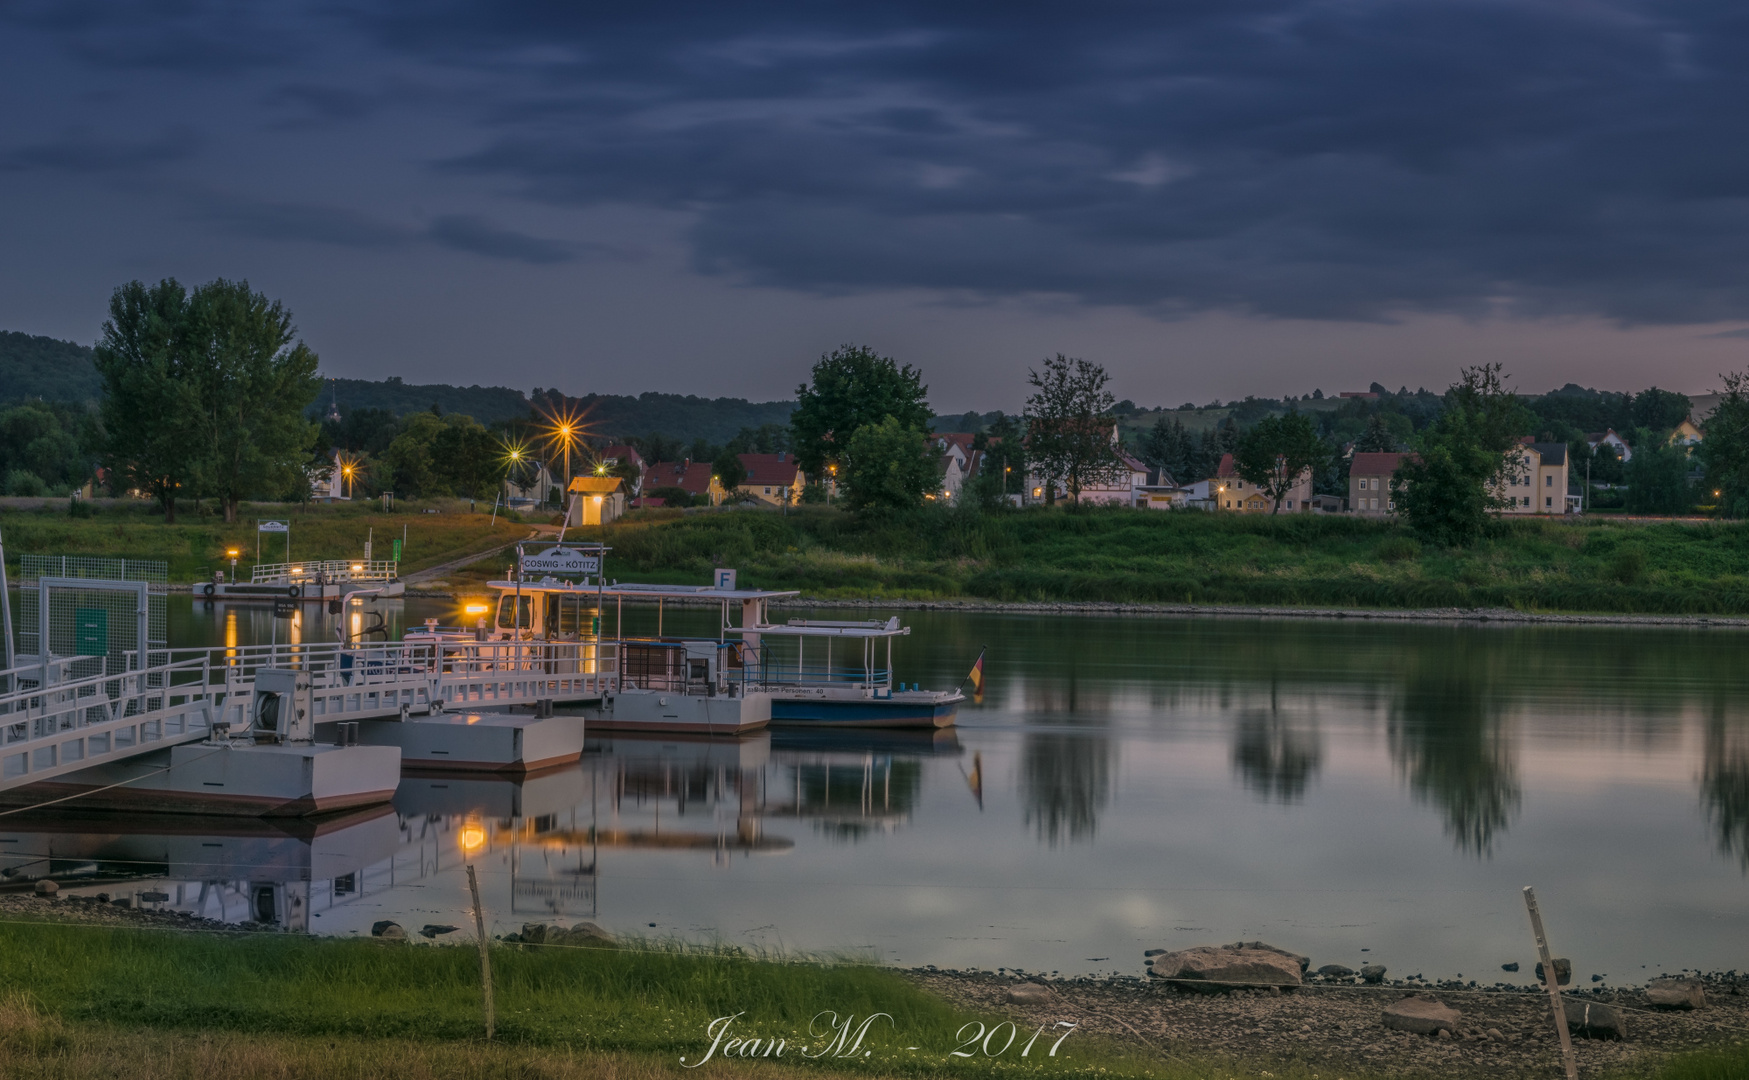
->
631, 496, 666, 508
936, 432, 977, 455
601, 444, 645, 469
1216, 452, 1236, 477
1351, 451, 1407, 476
646, 460, 715, 496
738, 452, 800, 487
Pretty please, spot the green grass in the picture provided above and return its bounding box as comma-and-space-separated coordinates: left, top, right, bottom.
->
564, 504, 1749, 616
0, 499, 532, 582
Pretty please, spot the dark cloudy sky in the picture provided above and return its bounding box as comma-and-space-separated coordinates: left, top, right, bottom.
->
6, 1, 1749, 411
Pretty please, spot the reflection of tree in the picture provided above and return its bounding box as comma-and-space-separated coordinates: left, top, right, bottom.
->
1702, 717, 1749, 870
1388, 663, 1519, 856
1232, 709, 1322, 803
789, 760, 922, 844
1021, 730, 1111, 846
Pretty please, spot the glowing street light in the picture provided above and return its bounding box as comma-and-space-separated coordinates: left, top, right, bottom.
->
226, 547, 240, 583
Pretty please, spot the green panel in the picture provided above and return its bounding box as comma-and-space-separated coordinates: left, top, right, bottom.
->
74, 607, 107, 657
392, 538, 402, 561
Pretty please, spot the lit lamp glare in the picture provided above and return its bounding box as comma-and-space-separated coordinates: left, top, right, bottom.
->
459, 826, 487, 854
464, 602, 489, 616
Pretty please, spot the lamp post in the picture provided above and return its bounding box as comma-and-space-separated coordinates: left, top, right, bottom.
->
227, 548, 240, 584
343, 463, 354, 500
827, 463, 836, 505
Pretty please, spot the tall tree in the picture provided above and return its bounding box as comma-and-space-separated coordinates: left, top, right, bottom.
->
1394, 364, 1531, 546
1623, 432, 1693, 513
184, 280, 322, 521
93, 279, 197, 522
790, 345, 931, 476
1701, 371, 1749, 517
1232, 412, 1329, 514
1353, 413, 1399, 453
842, 415, 940, 510
1023, 354, 1124, 504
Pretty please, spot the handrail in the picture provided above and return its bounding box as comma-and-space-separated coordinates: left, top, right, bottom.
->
250, 559, 399, 584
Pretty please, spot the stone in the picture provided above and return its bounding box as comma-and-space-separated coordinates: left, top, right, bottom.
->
1225, 940, 1310, 973
1436, 1028, 1453, 1040
547, 922, 616, 948
520, 922, 549, 945
1360, 964, 1388, 984
1382, 994, 1461, 1036
32, 880, 57, 897
1486, 1028, 1505, 1042
419, 924, 459, 939
1534, 958, 1572, 986
371, 920, 407, 940
1564, 998, 1626, 1039
1006, 984, 1052, 1005
1501, 962, 1519, 973
1317, 964, 1355, 978
1647, 977, 1707, 1010
1146, 943, 1304, 987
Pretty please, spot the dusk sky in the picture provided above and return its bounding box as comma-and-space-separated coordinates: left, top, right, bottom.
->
6, 1, 1749, 411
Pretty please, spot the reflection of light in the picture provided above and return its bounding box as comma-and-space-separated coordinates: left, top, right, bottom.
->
350, 564, 363, 572
459, 825, 486, 854
225, 608, 238, 654
464, 602, 489, 615
350, 612, 361, 639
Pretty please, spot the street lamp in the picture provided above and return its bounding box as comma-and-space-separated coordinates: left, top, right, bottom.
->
226, 548, 240, 584
342, 463, 354, 499
828, 462, 837, 505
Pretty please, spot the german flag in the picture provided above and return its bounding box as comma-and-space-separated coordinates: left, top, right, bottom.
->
962, 646, 986, 701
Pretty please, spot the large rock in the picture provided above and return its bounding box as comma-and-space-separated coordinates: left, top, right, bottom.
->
1646, 978, 1706, 1010
520, 922, 549, 945
1006, 984, 1052, 1005
1383, 994, 1461, 1036
548, 922, 616, 948
1564, 998, 1626, 1039
1360, 964, 1388, 984
1146, 943, 1304, 987
1226, 940, 1310, 973
1317, 964, 1355, 978
33, 880, 57, 897
1535, 958, 1572, 986
371, 920, 407, 941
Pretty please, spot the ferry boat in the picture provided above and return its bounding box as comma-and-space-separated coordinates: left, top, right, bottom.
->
451, 549, 959, 729
197, 556, 404, 604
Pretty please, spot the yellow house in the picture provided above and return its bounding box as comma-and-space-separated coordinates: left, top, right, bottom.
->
735, 452, 806, 506
567, 475, 625, 526
1213, 453, 1314, 512
1671, 418, 1704, 449
1496, 441, 1570, 514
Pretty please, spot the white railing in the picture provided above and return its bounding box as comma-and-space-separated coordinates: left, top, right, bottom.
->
0, 638, 621, 794
250, 560, 399, 585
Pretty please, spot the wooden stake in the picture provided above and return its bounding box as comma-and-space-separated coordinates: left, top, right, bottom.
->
1523, 886, 1578, 1080
467, 863, 495, 1040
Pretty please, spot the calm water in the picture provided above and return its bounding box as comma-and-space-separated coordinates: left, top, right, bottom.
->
6, 595, 1748, 983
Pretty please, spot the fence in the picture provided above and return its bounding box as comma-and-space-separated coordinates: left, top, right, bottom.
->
250, 560, 400, 584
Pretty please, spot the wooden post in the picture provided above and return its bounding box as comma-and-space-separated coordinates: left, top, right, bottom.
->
467, 863, 495, 1040
1523, 886, 1578, 1080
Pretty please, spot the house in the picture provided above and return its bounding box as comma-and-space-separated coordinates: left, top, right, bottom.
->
599, 444, 647, 495
567, 475, 625, 526
1350, 451, 1408, 516
1497, 440, 1571, 514
507, 460, 558, 507
1212, 453, 1314, 513
1024, 422, 1151, 505
1671, 418, 1704, 448
1586, 429, 1632, 463
934, 433, 977, 468
309, 449, 347, 503
736, 452, 805, 506
645, 460, 726, 506
1135, 466, 1186, 510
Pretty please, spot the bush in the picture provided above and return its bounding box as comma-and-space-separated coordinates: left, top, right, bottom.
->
1607, 545, 1648, 584
644, 486, 697, 508
3, 469, 47, 496
1376, 535, 1422, 562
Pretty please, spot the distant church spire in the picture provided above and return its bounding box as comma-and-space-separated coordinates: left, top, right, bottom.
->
324, 379, 341, 424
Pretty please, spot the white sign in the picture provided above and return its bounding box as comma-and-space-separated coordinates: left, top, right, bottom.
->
258, 520, 290, 533
714, 568, 738, 591
521, 546, 600, 577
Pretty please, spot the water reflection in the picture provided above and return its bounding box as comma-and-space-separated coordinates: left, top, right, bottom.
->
1021, 727, 1112, 846
1703, 714, 1749, 870
1231, 707, 1323, 804
1388, 660, 1519, 856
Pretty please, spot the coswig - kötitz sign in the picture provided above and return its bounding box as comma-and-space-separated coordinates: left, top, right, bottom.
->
520, 545, 600, 577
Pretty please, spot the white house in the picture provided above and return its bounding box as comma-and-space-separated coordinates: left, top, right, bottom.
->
1586, 429, 1632, 463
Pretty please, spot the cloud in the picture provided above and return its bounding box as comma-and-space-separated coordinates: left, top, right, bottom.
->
0, 127, 199, 173
425, 215, 573, 264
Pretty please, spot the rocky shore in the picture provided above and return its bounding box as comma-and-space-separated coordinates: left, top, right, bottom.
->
908, 943, 1749, 1079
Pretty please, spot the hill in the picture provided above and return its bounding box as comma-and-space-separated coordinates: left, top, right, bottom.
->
0, 332, 101, 406
319, 377, 532, 424
538, 389, 794, 445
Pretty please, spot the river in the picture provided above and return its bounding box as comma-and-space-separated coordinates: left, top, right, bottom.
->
5, 593, 1746, 984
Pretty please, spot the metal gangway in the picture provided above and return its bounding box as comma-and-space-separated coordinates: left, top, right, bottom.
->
250, 559, 400, 585
0, 638, 618, 794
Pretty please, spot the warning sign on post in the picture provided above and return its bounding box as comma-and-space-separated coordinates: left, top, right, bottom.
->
520, 546, 600, 577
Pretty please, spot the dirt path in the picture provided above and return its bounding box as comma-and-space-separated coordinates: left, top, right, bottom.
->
402, 528, 549, 584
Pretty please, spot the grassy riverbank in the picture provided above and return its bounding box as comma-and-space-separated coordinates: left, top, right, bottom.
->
557, 505, 1749, 616
0, 500, 527, 582
0, 918, 1736, 1079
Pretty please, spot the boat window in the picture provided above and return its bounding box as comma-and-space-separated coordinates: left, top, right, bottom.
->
496, 595, 531, 629
547, 594, 593, 636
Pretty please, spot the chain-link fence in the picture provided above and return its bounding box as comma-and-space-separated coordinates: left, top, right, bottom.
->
17, 556, 169, 678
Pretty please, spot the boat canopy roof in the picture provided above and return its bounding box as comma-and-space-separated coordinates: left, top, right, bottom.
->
730, 616, 909, 638
488, 578, 799, 601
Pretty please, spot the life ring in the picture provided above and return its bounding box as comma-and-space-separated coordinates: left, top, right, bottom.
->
202, 583, 216, 597
288, 585, 302, 598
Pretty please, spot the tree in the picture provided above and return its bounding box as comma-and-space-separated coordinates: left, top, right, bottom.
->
1353, 413, 1399, 453
1623, 433, 1693, 513
1139, 416, 1197, 482
712, 446, 747, 490
93, 279, 198, 522
1393, 364, 1531, 546
842, 415, 939, 510
1023, 354, 1125, 504
1629, 387, 1692, 436
184, 280, 322, 521
1702, 371, 1749, 517
431, 421, 506, 499
1232, 412, 1329, 514
790, 345, 931, 476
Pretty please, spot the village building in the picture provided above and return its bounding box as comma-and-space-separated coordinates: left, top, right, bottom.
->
1586, 428, 1632, 463
506, 460, 559, 508
1213, 453, 1314, 513
1023, 423, 1151, 506
736, 452, 805, 506
566, 475, 625, 525
645, 460, 726, 506
1671, 418, 1704, 448
598, 444, 647, 495
1350, 451, 1407, 516
1498, 440, 1572, 514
